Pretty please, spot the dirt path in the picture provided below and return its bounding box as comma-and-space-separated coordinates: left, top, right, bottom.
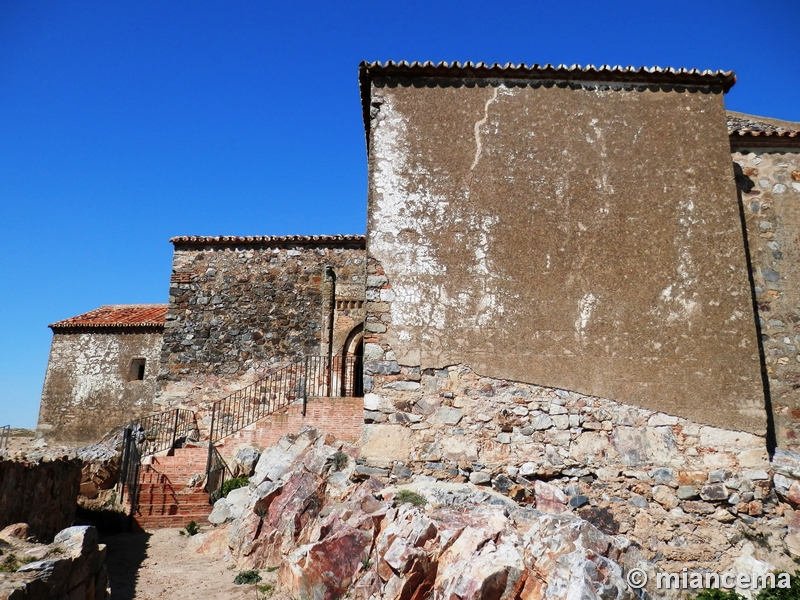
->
102, 528, 282, 600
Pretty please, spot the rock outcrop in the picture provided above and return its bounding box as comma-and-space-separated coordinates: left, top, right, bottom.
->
197, 427, 657, 600
0, 524, 109, 600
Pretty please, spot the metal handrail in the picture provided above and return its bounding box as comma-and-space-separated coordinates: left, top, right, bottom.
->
118, 408, 198, 515
204, 354, 363, 493
206, 444, 234, 504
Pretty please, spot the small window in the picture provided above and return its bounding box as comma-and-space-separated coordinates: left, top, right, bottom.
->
129, 358, 146, 381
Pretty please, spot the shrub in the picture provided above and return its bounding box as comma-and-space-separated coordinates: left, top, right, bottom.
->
234, 569, 262, 585
221, 477, 250, 498
183, 520, 200, 536
0, 554, 21, 573
755, 571, 800, 599
394, 489, 427, 507
694, 590, 744, 600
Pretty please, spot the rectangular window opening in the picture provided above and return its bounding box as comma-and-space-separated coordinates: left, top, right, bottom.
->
130, 358, 146, 381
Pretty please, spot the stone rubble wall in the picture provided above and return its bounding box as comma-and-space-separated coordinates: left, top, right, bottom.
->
0, 458, 81, 542
357, 356, 800, 573
37, 330, 163, 442
0, 525, 109, 600
735, 149, 800, 451
157, 242, 365, 412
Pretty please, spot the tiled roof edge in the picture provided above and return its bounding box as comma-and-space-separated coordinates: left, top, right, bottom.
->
359, 60, 736, 149
49, 304, 168, 329
730, 130, 800, 149
50, 322, 166, 330
170, 234, 367, 247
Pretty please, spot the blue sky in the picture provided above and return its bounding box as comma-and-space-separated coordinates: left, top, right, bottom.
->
1, 0, 798, 428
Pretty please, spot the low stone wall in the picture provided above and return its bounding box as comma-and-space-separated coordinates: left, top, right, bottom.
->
214, 396, 363, 462
0, 525, 109, 600
0, 458, 81, 542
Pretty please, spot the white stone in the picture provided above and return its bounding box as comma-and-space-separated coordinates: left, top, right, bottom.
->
552, 415, 570, 430
208, 498, 231, 524
698, 427, 764, 452
647, 413, 678, 426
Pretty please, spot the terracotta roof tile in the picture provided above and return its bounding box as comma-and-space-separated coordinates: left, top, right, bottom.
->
50, 304, 168, 330
727, 112, 800, 149
170, 234, 366, 247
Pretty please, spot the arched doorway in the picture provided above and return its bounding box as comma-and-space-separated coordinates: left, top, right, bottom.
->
342, 323, 364, 397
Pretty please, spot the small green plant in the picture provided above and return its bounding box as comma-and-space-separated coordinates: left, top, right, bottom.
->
0, 554, 21, 573
755, 571, 800, 599
394, 489, 427, 507
360, 557, 372, 571
694, 589, 744, 600
179, 520, 200, 536
741, 529, 772, 550
265, 565, 279, 573
222, 477, 250, 498
257, 583, 275, 595
234, 569, 262, 585
331, 451, 349, 472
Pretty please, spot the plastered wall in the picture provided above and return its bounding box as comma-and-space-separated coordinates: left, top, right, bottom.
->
365, 76, 765, 435
37, 330, 162, 442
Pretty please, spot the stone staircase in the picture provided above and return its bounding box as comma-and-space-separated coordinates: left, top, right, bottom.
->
131, 446, 213, 530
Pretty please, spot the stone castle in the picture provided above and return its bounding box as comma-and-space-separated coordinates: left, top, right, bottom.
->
37, 61, 800, 483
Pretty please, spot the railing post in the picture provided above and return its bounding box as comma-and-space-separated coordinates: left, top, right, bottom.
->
171, 409, 180, 450
205, 405, 216, 482
119, 427, 131, 505
302, 356, 309, 416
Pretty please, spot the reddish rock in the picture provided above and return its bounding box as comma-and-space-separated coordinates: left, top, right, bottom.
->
282, 518, 373, 600
533, 480, 567, 514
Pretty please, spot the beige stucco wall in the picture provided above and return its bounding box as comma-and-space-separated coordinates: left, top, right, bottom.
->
366, 76, 765, 434
37, 330, 162, 442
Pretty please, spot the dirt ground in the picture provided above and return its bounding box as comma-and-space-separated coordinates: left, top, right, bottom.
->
102, 527, 286, 600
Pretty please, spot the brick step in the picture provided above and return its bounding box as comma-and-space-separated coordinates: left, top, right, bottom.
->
137, 493, 211, 504
133, 516, 210, 530
142, 464, 207, 472
142, 461, 206, 468
137, 505, 212, 517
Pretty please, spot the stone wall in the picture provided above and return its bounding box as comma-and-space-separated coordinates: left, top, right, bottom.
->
0, 457, 81, 542
157, 237, 366, 410
37, 330, 162, 442
364, 71, 765, 435
735, 148, 800, 451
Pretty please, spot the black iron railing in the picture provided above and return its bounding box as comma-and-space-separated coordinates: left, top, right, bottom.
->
0, 425, 9, 454
118, 428, 142, 512
115, 355, 363, 514
204, 354, 362, 485
206, 445, 234, 504
118, 408, 198, 515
